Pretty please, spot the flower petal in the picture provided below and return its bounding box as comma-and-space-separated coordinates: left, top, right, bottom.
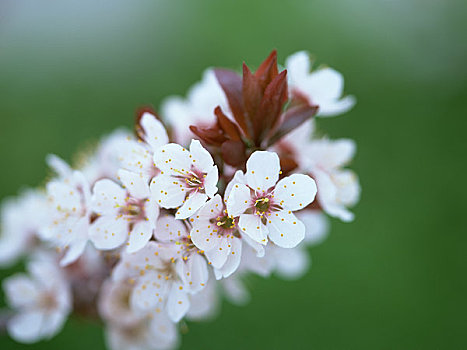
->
238, 214, 268, 245
245, 151, 280, 192
3, 275, 38, 308
91, 179, 126, 215
153, 143, 192, 176
89, 216, 128, 251
155, 215, 188, 243
189, 139, 214, 170
175, 192, 208, 219
214, 237, 242, 279
127, 220, 154, 253
267, 211, 305, 248
167, 282, 190, 323
226, 184, 250, 217
118, 169, 150, 199
203, 165, 219, 198
140, 112, 169, 150
7, 310, 45, 343
204, 237, 230, 269
274, 174, 317, 211
150, 175, 186, 209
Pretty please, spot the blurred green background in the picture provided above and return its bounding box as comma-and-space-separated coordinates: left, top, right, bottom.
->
1, 0, 466, 349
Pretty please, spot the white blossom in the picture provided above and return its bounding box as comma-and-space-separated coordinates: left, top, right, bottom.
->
2, 253, 72, 343
89, 169, 159, 253
286, 51, 355, 117
117, 112, 169, 184
41, 155, 92, 266
227, 151, 317, 248
152, 139, 218, 219
190, 194, 242, 279
0, 189, 49, 267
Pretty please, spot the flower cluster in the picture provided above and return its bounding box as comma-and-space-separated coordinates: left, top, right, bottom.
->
0, 51, 360, 349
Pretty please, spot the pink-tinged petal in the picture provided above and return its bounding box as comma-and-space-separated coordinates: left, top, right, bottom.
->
189, 139, 214, 170
127, 220, 154, 253
7, 310, 45, 343
89, 216, 128, 251
140, 112, 169, 150
153, 143, 192, 176
245, 151, 280, 192
203, 165, 219, 198
214, 237, 242, 279
118, 169, 150, 199
204, 237, 230, 269
175, 192, 208, 219
151, 175, 186, 209
267, 211, 305, 248
3, 275, 38, 308
91, 179, 126, 215
155, 215, 188, 243
274, 174, 317, 211
167, 282, 190, 323
179, 253, 209, 293
224, 170, 246, 200
238, 214, 268, 245
226, 184, 250, 217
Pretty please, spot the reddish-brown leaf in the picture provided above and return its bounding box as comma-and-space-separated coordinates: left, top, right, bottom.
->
213, 69, 248, 136
214, 107, 242, 142
221, 140, 247, 167
242, 63, 263, 128
255, 50, 278, 89
267, 104, 319, 146
253, 70, 288, 143
189, 125, 227, 146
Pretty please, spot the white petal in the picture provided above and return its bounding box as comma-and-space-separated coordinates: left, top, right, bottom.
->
59, 217, 89, 266
91, 179, 126, 215
130, 271, 167, 313
154, 215, 188, 243
267, 211, 305, 248
150, 175, 186, 209
127, 220, 154, 253
224, 170, 247, 200
190, 219, 218, 252
307, 67, 344, 102
226, 184, 251, 217
214, 237, 242, 279
238, 214, 268, 245
203, 165, 219, 198
46, 154, 72, 178
117, 139, 155, 182
118, 169, 150, 199
274, 246, 310, 280
285, 51, 311, 87
167, 282, 190, 322
194, 194, 223, 220
175, 192, 208, 219
319, 95, 356, 117
40, 310, 67, 339
274, 174, 317, 211
179, 253, 209, 293
204, 238, 230, 269
189, 139, 214, 170
153, 143, 192, 176
89, 216, 128, 251
296, 210, 329, 246
143, 195, 160, 225
140, 112, 169, 150
8, 310, 45, 343
246, 151, 280, 192
3, 275, 38, 308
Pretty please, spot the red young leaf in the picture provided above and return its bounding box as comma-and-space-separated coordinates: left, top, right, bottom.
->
268, 104, 319, 146
189, 125, 227, 146
221, 140, 247, 167
255, 50, 279, 89
214, 107, 242, 142
213, 69, 249, 136
242, 64, 263, 127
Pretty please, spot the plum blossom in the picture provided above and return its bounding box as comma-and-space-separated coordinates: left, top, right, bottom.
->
0, 189, 49, 267
190, 194, 242, 279
112, 241, 202, 322
152, 139, 218, 219
286, 51, 355, 117
41, 155, 92, 266
154, 214, 209, 293
161, 69, 230, 145
227, 151, 317, 248
118, 112, 169, 184
2, 253, 72, 343
89, 169, 159, 253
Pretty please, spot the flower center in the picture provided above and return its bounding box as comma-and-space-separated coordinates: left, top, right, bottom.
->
120, 198, 145, 221
174, 168, 206, 193
216, 215, 236, 229
255, 197, 270, 214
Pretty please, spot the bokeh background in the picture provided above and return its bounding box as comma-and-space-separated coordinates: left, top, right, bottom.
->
1, 0, 466, 349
